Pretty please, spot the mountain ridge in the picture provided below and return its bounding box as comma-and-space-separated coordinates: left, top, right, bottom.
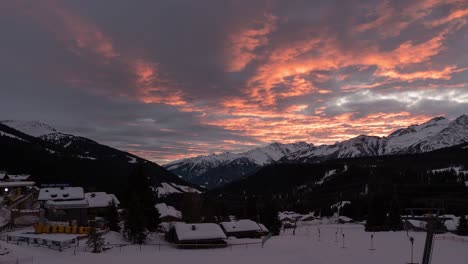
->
0, 121, 200, 200
165, 115, 468, 188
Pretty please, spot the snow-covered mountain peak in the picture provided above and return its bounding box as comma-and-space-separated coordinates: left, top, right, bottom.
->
0, 120, 57, 137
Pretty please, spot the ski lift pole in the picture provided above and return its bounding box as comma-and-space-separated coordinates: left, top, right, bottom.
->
369, 233, 375, 251
408, 237, 417, 264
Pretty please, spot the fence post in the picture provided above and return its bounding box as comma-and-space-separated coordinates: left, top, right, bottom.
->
341, 233, 345, 248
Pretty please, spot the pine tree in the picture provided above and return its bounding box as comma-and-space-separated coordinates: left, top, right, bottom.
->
86, 223, 105, 253
260, 199, 281, 235
456, 215, 468, 236
123, 193, 147, 244
105, 199, 120, 232
385, 197, 403, 231
365, 196, 387, 231
124, 166, 161, 232
246, 195, 258, 221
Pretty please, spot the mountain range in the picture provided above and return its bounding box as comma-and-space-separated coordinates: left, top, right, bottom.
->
0, 120, 200, 201
165, 115, 468, 189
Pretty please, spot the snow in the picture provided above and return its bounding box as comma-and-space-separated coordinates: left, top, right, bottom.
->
38, 187, 85, 201
155, 203, 182, 220
85, 192, 120, 208
63, 141, 72, 148
220, 220, 262, 233
166, 115, 468, 185
385, 116, 449, 153
331, 201, 351, 211
431, 166, 468, 175
172, 184, 201, 194
127, 156, 137, 164
279, 211, 302, 221
156, 182, 201, 197
441, 215, 459, 231
174, 223, 227, 241
156, 183, 182, 197
6, 174, 30, 181
0, 181, 35, 187
317, 169, 336, 185
3, 223, 468, 264
337, 216, 353, 223
0, 120, 57, 137
0, 131, 27, 141
163, 142, 313, 180
0, 172, 5, 180
77, 155, 97, 160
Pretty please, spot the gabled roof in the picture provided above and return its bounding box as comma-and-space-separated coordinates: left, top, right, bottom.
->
85, 192, 120, 208
220, 219, 262, 233
174, 223, 226, 241
38, 187, 84, 201
155, 203, 182, 219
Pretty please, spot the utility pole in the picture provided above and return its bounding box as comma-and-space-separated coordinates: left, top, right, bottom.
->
403, 208, 449, 264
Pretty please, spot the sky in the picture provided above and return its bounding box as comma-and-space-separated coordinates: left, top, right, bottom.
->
0, 0, 467, 164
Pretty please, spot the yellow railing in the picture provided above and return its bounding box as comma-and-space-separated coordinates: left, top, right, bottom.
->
34, 223, 90, 234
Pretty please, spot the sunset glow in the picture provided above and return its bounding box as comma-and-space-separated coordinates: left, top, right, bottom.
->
1, 0, 467, 164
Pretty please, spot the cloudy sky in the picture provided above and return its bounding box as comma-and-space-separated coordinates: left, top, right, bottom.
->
1, 0, 467, 164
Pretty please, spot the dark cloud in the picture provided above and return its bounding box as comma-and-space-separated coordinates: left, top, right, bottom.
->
0, 0, 467, 163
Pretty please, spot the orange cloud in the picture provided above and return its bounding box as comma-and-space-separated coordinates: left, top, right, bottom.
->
430, 8, 468, 26
225, 13, 277, 72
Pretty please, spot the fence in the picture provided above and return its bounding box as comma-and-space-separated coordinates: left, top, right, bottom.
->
90, 240, 268, 253
435, 234, 468, 243
0, 233, 80, 252
0, 256, 34, 264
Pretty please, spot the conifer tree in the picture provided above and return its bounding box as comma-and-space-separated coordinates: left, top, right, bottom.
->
86, 223, 105, 253
124, 166, 160, 233
105, 199, 120, 232
123, 193, 147, 244
246, 195, 258, 221
456, 215, 468, 236
260, 199, 281, 235
385, 197, 403, 231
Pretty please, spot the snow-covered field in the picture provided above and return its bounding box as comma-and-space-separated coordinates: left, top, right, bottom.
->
2, 224, 468, 264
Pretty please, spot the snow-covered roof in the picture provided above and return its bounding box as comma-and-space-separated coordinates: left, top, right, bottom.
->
279, 211, 302, 221
155, 203, 182, 219
38, 187, 84, 201
300, 214, 316, 221
220, 219, 262, 233
174, 223, 227, 241
85, 192, 120, 208
259, 224, 269, 232
0, 181, 35, 187
337, 216, 353, 222
0, 172, 6, 180
7, 174, 30, 181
